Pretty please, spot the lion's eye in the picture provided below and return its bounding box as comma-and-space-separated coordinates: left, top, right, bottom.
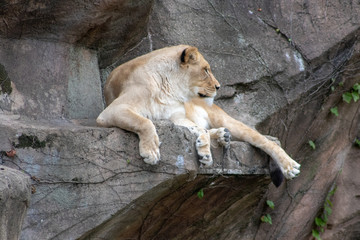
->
202, 67, 210, 80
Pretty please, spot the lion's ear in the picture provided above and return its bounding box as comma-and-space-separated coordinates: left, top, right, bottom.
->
180, 47, 199, 65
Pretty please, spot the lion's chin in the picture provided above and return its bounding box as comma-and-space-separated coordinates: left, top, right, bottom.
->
195, 93, 215, 106
204, 97, 214, 106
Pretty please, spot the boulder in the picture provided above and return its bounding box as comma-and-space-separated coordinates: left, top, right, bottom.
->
0, 166, 31, 240
0, 114, 269, 239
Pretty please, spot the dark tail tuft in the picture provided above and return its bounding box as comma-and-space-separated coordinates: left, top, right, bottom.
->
269, 160, 284, 187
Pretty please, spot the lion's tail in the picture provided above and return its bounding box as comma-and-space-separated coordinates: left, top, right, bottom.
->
269, 159, 284, 187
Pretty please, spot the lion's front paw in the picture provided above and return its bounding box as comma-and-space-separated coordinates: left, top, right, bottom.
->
282, 158, 301, 179
199, 154, 213, 166
196, 134, 213, 166
142, 150, 160, 165
139, 135, 161, 165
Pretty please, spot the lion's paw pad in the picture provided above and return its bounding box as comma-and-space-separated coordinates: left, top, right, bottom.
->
217, 128, 231, 148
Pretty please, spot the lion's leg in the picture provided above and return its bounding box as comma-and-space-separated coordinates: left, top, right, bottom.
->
171, 117, 213, 166
194, 101, 300, 179
218, 117, 300, 179
97, 103, 160, 165
229, 123, 300, 179
195, 128, 213, 166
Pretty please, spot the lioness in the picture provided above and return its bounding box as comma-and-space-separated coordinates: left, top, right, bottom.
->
96, 45, 300, 179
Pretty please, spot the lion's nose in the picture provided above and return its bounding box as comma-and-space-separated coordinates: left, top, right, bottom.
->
215, 85, 220, 90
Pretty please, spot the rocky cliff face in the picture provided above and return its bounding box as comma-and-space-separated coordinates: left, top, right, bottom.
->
0, 1, 359, 239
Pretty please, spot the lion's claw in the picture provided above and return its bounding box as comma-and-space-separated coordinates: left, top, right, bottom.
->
142, 149, 160, 165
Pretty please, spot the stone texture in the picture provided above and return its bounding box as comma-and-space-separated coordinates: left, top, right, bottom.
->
250, 0, 360, 61
80, 175, 270, 240
0, 0, 153, 69
0, 166, 31, 240
0, 38, 103, 119
0, 114, 269, 240
321, 146, 360, 240
254, 41, 360, 240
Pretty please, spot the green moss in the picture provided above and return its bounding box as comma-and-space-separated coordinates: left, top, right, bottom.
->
14, 135, 47, 149
0, 63, 12, 95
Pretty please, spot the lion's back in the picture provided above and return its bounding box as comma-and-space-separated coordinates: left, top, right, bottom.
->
103, 45, 190, 106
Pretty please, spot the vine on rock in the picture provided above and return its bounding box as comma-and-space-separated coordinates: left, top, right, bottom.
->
260, 200, 275, 225
311, 185, 337, 240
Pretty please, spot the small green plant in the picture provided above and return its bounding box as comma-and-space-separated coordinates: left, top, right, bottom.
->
330, 82, 360, 117
312, 185, 337, 240
261, 200, 275, 225
197, 188, 204, 199
330, 78, 336, 92
330, 107, 339, 117
342, 92, 353, 103
261, 214, 272, 224
342, 83, 360, 103
309, 140, 316, 150
266, 200, 275, 209
312, 229, 321, 240
355, 138, 360, 148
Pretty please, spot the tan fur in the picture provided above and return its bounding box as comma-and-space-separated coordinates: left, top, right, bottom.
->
97, 45, 300, 179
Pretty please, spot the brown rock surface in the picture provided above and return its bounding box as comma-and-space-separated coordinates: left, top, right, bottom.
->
321, 146, 360, 240
80, 175, 270, 240
254, 40, 360, 240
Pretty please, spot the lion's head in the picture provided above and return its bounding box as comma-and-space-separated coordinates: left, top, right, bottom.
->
180, 47, 220, 99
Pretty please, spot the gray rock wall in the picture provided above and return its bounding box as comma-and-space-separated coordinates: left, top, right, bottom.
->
0, 38, 103, 119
